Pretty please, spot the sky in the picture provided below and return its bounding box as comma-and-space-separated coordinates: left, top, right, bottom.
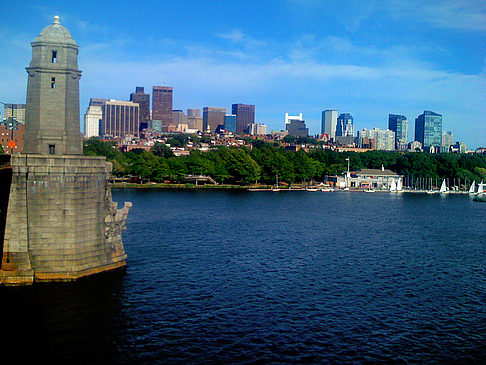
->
1, 0, 485, 147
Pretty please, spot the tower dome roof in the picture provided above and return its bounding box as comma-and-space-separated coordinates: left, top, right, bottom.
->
34, 16, 77, 45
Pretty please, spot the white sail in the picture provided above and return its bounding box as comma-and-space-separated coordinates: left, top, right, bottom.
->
469, 181, 476, 194
390, 179, 397, 192
397, 178, 403, 192
478, 180, 484, 194
439, 179, 448, 193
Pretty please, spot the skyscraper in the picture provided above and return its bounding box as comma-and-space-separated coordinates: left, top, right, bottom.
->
224, 114, 237, 132
130, 87, 150, 130
322, 109, 338, 140
187, 108, 201, 118
84, 105, 102, 138
415, 110, 442, 148
101, 99, 139, 138
337, 113, 354, 137
232, 104, 255, 133
23, 15, 82, 155
203, 107, 226, 133
388, 114, 408, 150
152, 86, 173, 130
286, 119, 308, 137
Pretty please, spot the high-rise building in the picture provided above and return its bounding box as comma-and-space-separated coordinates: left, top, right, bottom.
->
3, 104, 26, 124
337, 113, 354, 137
415, 110, 442, 148
172, 110, 187, 128
232, 104, 255, 133
89, 98, 108, 107
286, 119, 308, 137
130, 87, 150, 130
23, 15, 83, 155
358, 128, 395, 151
101, 99, 139, 138
84, 105, 102, 138
224, 114, 237, 132
442, 131, 453, 148
203, 107, 226, 133
322, 109, 338, 140
187, 108, 200, 118
285, 113, 303, 125
187, 116, 203, 131
152, 86, 173, 130
388, 114, 408, 150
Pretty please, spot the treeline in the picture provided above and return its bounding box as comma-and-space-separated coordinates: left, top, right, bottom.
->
83, 138, 486, 185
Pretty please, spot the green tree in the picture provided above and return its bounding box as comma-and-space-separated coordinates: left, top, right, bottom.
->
152, 142, 174, 158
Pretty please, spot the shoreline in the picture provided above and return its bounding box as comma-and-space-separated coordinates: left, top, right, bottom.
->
110, 183, 470, 194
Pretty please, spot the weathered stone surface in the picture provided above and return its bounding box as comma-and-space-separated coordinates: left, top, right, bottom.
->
0, 155, 130, 285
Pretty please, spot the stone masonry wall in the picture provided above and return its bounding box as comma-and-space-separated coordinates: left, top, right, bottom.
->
0, 154, 130, 285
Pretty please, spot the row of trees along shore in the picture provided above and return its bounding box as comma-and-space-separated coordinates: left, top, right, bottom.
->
83, 137, 486, 186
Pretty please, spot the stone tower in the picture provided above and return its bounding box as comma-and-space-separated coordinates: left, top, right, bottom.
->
23, 15, 83, 155
0, 17, 131, 285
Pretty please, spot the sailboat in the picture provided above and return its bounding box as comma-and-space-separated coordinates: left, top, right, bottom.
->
478, 180, 484, 195
396, 178, 404, 193
272, 174, 280, 192
469, 181, 476, 195
389, 179, 397, 192
439, 179, 449, 194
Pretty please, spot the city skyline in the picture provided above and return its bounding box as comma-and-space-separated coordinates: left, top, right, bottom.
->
1, 1, 485, 147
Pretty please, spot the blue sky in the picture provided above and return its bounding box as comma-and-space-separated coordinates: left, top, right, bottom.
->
1, 0, 485, 147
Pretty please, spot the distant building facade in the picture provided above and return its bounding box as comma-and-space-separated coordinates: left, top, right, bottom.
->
0, 122, 24, 154
203, 107, 226, 133
388, 114, 408, 150
337, 113, 354, 137
172, 110, 187, 127
249, 123, 267, 136
358, 128, 395, 151
224, 114, 237, 132
130, 87, 150, 130
152, 86, 173, 131
415, 110, 442, 149
187, 108, 200, 118
101, 100, 139, 138
408, 141, 423, 151
3, 103, 26, 124
286, 119, 308, 137
84, 105, 102, 138
232, 103, 255, 133
442, 131, 453, 149
322, 109, 337, 140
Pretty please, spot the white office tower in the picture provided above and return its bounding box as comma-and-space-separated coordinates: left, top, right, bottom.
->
322, 109, 338, 140
84, 105, 102, 138
285, 113, 303, 126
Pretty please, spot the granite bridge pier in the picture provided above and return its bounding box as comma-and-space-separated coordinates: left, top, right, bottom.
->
0, 16, 131, 285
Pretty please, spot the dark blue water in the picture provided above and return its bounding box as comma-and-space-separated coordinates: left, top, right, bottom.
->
2, 190, 486, 363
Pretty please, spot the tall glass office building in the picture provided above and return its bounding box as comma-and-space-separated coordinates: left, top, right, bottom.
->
388, 114, 408, 150
415, 111, 442, 148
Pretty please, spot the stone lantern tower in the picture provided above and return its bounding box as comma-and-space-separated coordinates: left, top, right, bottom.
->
0, 17, 131, 285
23, 15, 83, 155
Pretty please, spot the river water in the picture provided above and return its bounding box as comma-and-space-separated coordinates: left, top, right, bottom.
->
2, 190, 486, 363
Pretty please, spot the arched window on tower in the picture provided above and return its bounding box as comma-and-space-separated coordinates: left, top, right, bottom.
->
52, 50, 57, 63
51, 77, 56, 89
